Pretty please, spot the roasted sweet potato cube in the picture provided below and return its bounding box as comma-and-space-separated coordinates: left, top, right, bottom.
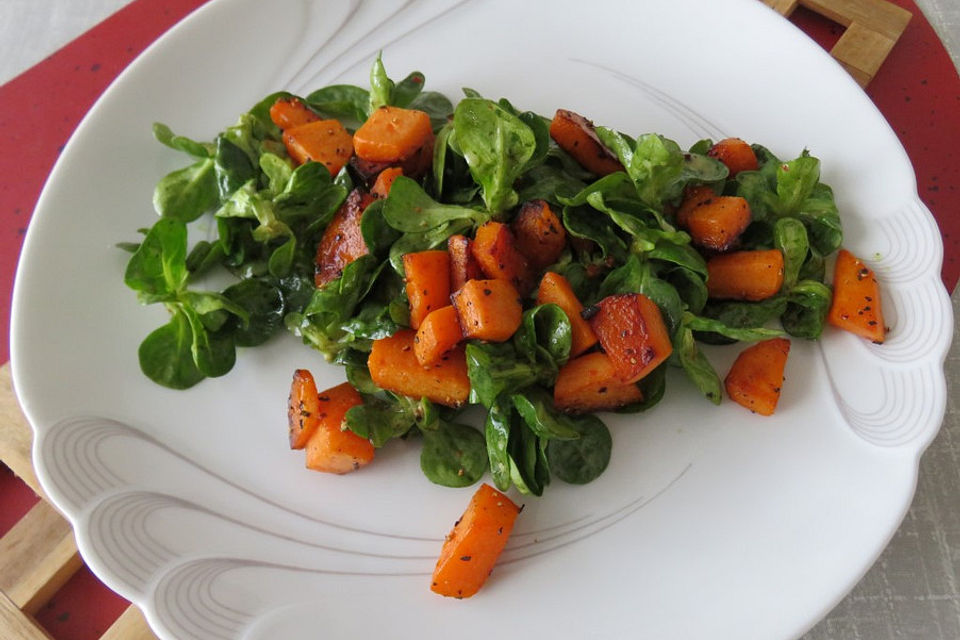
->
400, 133, 435, 179
431, 484, 520, 598
452, 279, 523, 343
351, 106, 435, 179
304, 382, 374, 474
827, 249, 886, 343
349, 155, 393, 187
511, 199, 567, 270
415, 305, 463, 366
371, 166, 403, 198
288, 369, 321, 449
270, 96, 320, 130
314, 189, 374, 287
676, 193, 752, 252
536, 271, 598, 357
368, 330, 471, 407
403, 250, 452, 330
282, 119, 354, 176
549, 109, 624, 176
354, 106, 433, 163
553, 352, 644, 413
707, 137, 759, 177
706, 249, 784, 301
471, 221, 531, 292
447, 234, 485, 293
588, 293, 673, 383
724, 338, 791, 415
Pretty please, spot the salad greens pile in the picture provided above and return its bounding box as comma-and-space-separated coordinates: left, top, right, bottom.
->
121, 56, 840, 495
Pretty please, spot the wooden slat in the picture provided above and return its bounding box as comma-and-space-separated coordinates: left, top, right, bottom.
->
833, 21, 899, 85
101, 605, 160, 640
763, 0, 801, 16
763, 0, 911, 87
0, 591, 53, 640
0, 363, 44, 498
0, 500, 81, 615
803, 0, 912, 36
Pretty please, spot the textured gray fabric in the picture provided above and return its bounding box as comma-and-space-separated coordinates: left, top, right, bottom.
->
803, 286, 960, 638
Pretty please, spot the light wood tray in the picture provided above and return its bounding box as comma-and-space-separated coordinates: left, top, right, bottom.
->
0, 1, 911, 638
762, 0, 911, 86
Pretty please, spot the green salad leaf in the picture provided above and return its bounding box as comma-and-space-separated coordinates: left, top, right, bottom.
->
124, 55, 849, 497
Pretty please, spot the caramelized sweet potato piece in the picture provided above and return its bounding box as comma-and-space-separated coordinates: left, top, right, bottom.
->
403, 250, 452, 330
472, 221, 531, 292
282, 119, 354, 176
706, 249, 784, 301
270, 96, 320, 130
511, 199, 567, 270
371, 166, 403, 198
368, 329, 471, 407
724, 338, 791, 416
349, 155, 393, 187
288, 369, 321, 449
447, 234, 485, 293
588, 293, 673, 383
314, 189, 374, 287
304, 381, 374, 473
415, 305, 463, 366
431, 484, 520, 599
707, 137, 759, 177
676, 192, 752, 252
536, 271, 598, 357
400, 134, 435, 178
452, 279, 523, 343
827, 249, 886, 343
354, 106, 433, 163
553, 352, 644, 413
549, 109, 624, 176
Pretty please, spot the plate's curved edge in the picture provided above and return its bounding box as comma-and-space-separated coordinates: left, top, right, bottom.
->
820, 195, 953, 452
9, 0, 224, 432
8, 0, 954, 639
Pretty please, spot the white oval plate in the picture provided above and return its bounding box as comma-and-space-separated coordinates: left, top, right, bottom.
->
11, 1, 953, 638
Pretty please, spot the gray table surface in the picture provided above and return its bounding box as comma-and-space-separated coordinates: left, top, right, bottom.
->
1, 2, 958, 639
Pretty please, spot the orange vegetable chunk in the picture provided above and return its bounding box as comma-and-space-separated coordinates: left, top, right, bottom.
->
288, 369, 321, 449
452, 279, 523, 343
706, 249, 784, 301
676, 192, 752, 252
827, 249, 886, 343
354, 105, 434, 163
368, 330, 470, 407
549, 109, 624, 176
314, 189, 373, 287
371, 166, 403, 198
403, 250, 452, 330
536, 271, 598, 357
401, 134, 436, 178
431, 483, 520, 598
707, 137, 759, 177
511, 199, 567, 271
588, 293, 673, 383
415, 306, 463, 366
269, 96, 320, 130
304, 381, 374, 474
282, 119, 353, 176
724, 337, 791, 416
472, 221, 532, 292
447, 234, 485, 293
553, 352, 644, 413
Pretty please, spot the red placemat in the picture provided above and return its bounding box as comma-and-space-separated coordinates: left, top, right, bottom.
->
0, 1, 957, 639
792, 1, 960, 286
